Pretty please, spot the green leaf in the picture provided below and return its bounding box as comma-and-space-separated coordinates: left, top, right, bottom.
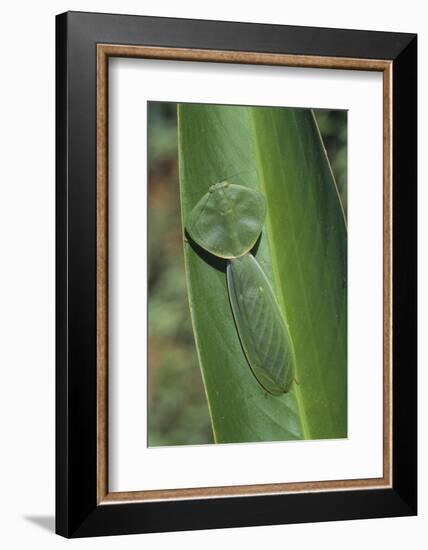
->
178, 103, 346, 442
251, 107, 347, 439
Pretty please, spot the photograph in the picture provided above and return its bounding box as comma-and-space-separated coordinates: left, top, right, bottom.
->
52, 9, 417, 539
0, 0, 421, 545
148, 101, 348, 446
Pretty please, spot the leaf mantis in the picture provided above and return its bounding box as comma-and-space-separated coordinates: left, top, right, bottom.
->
186, 180, 296, 396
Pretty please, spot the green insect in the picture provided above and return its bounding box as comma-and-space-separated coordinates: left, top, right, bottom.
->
186, 180, 296, 395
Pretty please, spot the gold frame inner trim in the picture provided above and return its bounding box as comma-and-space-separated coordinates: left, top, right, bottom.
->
96, 44, 393, 505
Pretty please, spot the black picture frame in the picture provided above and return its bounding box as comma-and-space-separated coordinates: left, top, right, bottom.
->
56, 10, 417, 538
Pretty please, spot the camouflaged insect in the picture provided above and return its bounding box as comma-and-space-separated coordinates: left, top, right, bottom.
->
186, 181, 295, 395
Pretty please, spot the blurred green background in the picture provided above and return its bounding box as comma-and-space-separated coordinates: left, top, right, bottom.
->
147, 102, 347, 446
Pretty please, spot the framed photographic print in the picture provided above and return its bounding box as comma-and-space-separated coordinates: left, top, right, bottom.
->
56, 11, 417, 538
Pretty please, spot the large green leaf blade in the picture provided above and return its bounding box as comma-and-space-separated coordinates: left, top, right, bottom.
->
251, 107, 347, 439
178, 104, 303, 443
178, 103, 347, 442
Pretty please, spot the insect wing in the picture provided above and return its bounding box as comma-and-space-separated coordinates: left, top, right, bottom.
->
227, 254, 295, 395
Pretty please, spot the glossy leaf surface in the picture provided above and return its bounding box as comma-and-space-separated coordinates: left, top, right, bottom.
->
178, 103, 347, 442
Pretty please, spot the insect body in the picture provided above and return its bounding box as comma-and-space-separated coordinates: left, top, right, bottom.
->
186, 181, 295, 395
227, 254, 295, 394
187, 181, 266, 258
